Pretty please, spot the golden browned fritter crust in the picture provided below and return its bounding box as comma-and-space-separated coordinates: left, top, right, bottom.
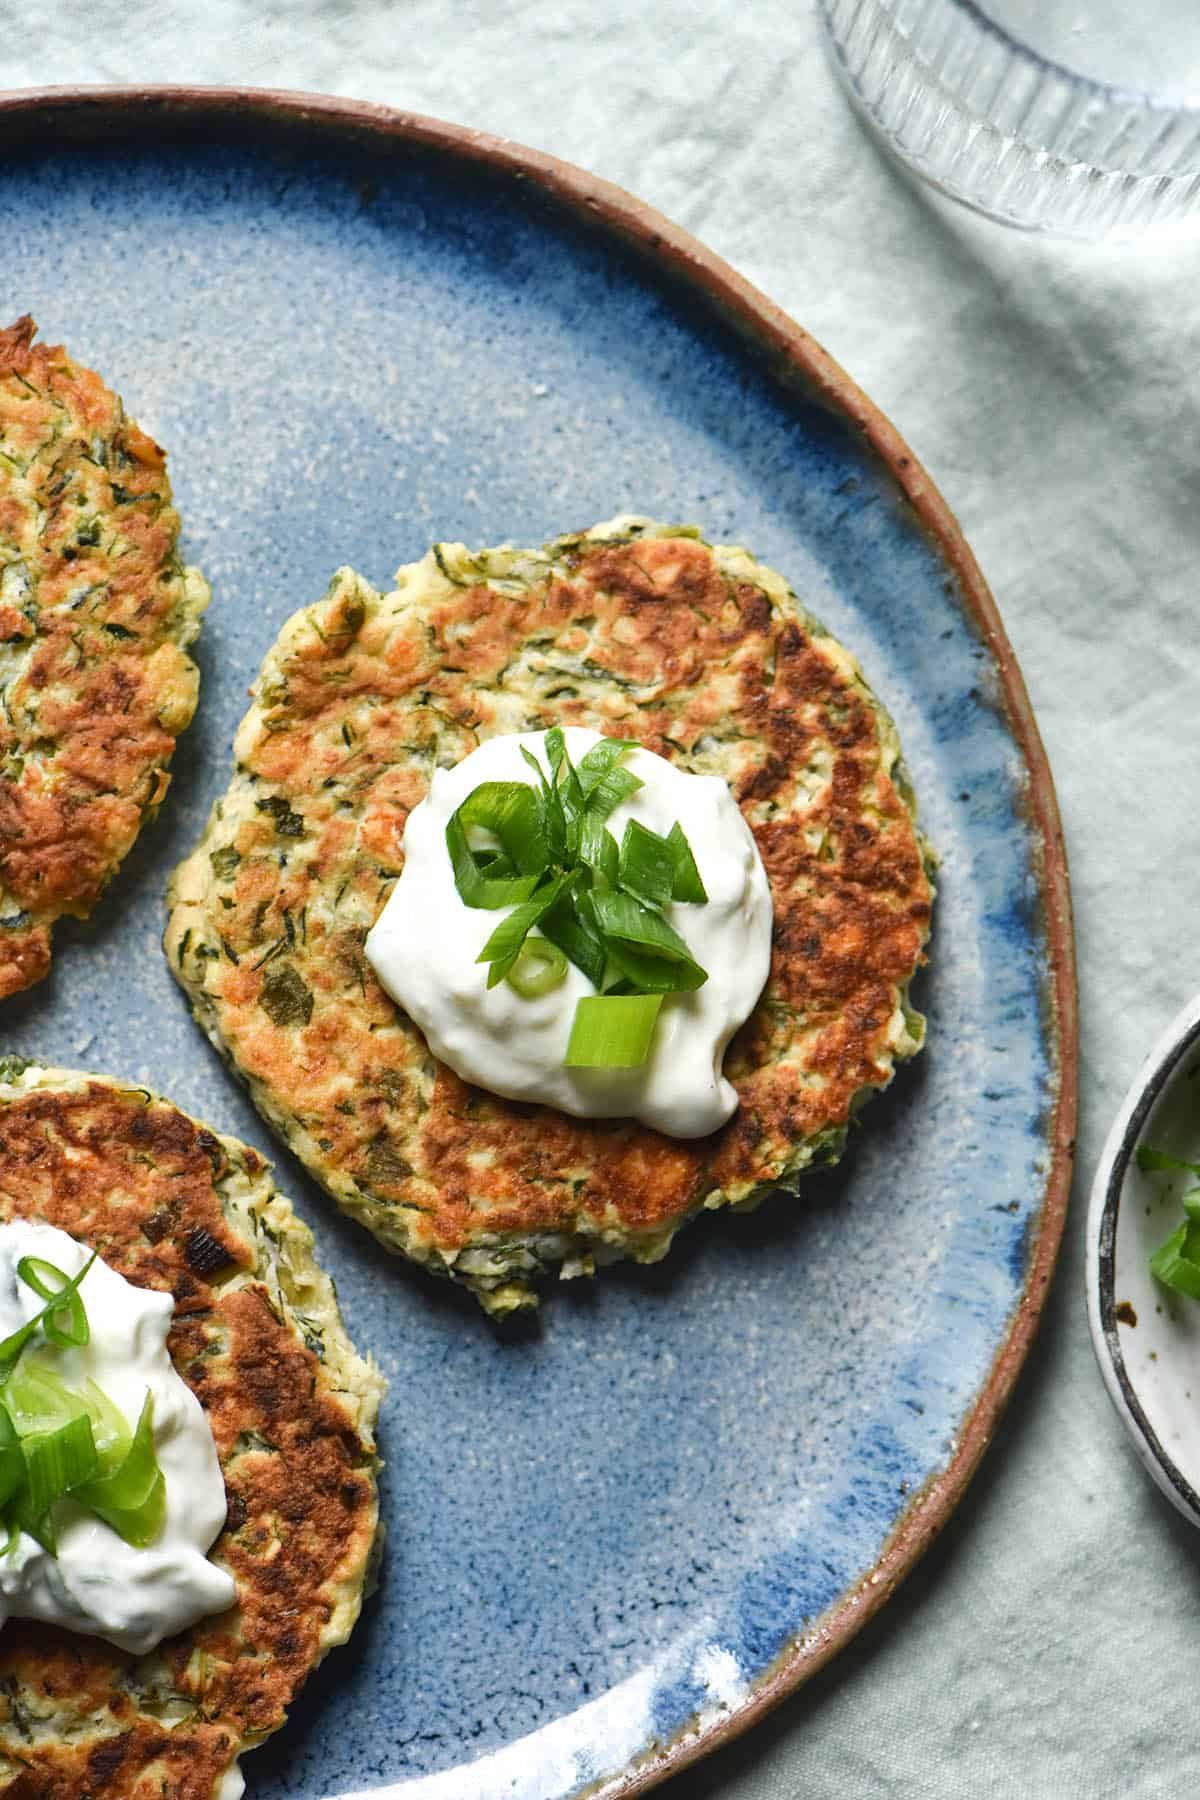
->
0, 318, 209, 998
0, 1060, 384, 1799
166, 519, 933, 1314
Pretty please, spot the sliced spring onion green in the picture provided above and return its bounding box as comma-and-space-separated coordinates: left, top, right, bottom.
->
472, 848, 518, 879
601, 937, 709, 994
1150, 1219, 1200, 1299
10, 1497, 55, 1556
17, 1256, 93, 1351
76, 1392, 166, 1548
21, 1413, 99, 1523
539, 894, 609, 991
0, 1408, 23, 1512
457, 781, 548, 876
3, 1362, 130, 1494
520, 744, 568, 865
4, 1356, 90, 1438
476, 873, 573, 988
79, 1378, 134, 1478
588, 889, 707, 976
618, 819, 676, 912
505, 936, 568, 998
579, 814, 619, 891
583, 764, 643, 822
0, 1253, 97, 1379
0, 1327, 50, 1387
565, 993, 664, 1068
543, 729, 586, 859
590, 880, 710, 991
445, 811, 540, 910
667, 820, 708, 903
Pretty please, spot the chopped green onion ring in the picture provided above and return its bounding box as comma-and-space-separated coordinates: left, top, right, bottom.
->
0, 1252, 97, 1378
18, 1255, 93, 1350
506, 935, 569, 998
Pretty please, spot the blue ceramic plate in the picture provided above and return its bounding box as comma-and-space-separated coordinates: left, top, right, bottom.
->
0, 90, 1075, 1800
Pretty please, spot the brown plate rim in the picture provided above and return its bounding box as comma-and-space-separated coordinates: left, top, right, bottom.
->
0, 82, 1079, 1800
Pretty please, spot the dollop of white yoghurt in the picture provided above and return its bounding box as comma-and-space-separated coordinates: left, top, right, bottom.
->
0, 1221, 236, 1654
365, 728, 773, 1138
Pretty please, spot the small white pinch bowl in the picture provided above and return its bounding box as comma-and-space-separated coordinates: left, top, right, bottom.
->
1088, 993, 1200, 1527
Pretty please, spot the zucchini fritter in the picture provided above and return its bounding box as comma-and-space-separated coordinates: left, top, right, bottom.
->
0, 1060, 384, 1799
166, 519, 933, 1315
0, 318, 209, 998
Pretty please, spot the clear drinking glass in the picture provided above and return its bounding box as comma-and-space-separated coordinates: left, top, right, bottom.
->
821, 0, 1200, 237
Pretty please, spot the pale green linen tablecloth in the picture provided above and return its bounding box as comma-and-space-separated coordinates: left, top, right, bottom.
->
3, 3, 1198, 1794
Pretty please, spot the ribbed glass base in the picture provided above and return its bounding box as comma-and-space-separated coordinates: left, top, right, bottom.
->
821, 0, 1200, 238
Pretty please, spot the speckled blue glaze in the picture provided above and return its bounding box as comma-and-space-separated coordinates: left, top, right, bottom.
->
0, 116, 1057, 1799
